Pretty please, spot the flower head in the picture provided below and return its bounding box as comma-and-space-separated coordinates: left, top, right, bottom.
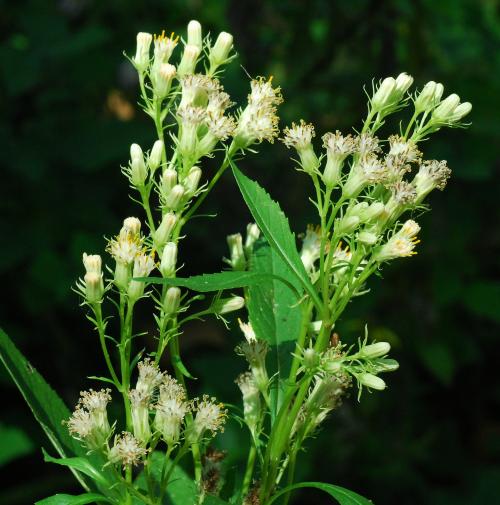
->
413, 159, 451, 201
108, 432, 148, 467
153, 31, 179, 65
282, 120, 315, 150
389, 181, 417, 205
190, 395, 227, 442
388, 135, 421, 163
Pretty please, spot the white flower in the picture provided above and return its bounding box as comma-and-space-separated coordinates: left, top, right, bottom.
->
356, 133, 381, 158
248, 77, 283, 108
190, 396, 227, 442
239, 319, 256, 343
388, 135, 421, 163
413, 159, 451, 201
177, 105, 206, 126
300, 225, 321, 272
226, 233, 246, 271
206, 112, 236, 140
135, 358, 164, 396
108, 432, 148, 467
153, 31, 178, 65
207, 90, 233, 116
282, 120, 315, 150
374, 233, 420, 262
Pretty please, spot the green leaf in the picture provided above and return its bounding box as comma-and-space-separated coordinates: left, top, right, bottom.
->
35, 493, 112, 505
231, 161, 322, 311
0, 328, 89, 489
0, 422, 34, 466
136, 270, 298, 295
247, 239, 303, 417
42, 449, 111, 488
267, 481, 373, 505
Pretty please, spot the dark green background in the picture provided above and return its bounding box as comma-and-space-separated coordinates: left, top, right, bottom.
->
1, 0, 499, 503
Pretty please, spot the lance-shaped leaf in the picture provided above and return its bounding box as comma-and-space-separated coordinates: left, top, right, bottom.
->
35, 493, 113, 505
231, 161, 322, 312
267, 481, 373, 505
0, 328, 89, 489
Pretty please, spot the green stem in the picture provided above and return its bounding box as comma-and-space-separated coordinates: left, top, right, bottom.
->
242, 443, 257, 498
139, 185, 156, 234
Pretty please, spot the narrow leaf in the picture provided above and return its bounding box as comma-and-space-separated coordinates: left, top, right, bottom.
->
267, 482, 373, 505
0, 328, 89, 489
231, 162, 322, 311
35, 493, 112, 505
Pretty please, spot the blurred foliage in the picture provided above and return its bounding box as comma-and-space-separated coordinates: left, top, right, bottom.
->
0, 0, 499, 503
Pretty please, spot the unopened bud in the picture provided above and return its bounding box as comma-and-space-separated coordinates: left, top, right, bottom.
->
431, 93, 461, 122
213, 296, 245, 315
244, 223, 260, 255
183, 166, 202, 196
177, 44, 200, 76
85, 272, 104, 304
130, 143, 148, 186
83, 253, 102, 275
163, 286, 181, 314
164, 184, 185, 211
394, 72, 413, 95
357, 230, 378, 246
360, 342, 391, 359
154, 212, 177, 247
226, 233, 246, 271
209, 32, 233, 69
122, 217, 141, 238
161, 169, 177, 196
449, 102, 472, 122
359, 201, 385, 222
359, 373, 386, 390
133, 32, 152, 72
148, 140, 164, 172
371, 77, 396, 111
375, 358, 399, 373
187, 20, 203, 50
303, 347, 319, 371
336, 215, 360, 235
414, 81, 440, 112
160, 242, 177, 278
152, 63, 176, 99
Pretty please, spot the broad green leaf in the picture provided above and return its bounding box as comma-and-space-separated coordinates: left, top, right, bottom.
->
136, 270, 298, 295
43, 449, 111, 488
35, 493, 112, 505
267, 481, 373, 505
231, 162, 322, 311
0, 328, 89, 489
247, 239, 303, 418
0, 422, 34, 466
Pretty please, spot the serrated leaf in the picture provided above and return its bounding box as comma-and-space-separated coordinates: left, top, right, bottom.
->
35, 493, 112, 505
0, 328, 89, 489
267, 481, 373, 505
231, 161, 322, 311
136, 270, 298, 295
247, 239, 303, 418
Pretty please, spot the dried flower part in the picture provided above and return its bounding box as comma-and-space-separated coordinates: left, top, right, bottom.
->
322, 131, 357, 158
108, 432, 148, 467
135, 358, 164, 396
389, 181, 417, 205
180, 74, 220, 108
239, 320, 257, 344
207, 90, 233, 116
300, 225, 322, 272
413, 159, 451, 202
360, 155, 388, 183
129, 389, 152, 445
388, 135, 421, 163
282, 120, 315, 150
177, 105, 207, 126
206, 112, 236, 140
356, 133, 381, 158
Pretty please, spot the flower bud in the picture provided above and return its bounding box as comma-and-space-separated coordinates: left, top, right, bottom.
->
83, 253, 102, 275
114, 262, 131, 292
187, 20, 203, 50
414, 81, 440, 112
359, 342, 391, 359
375, 358, 400, 373
303, 347, 320, 371
154, 212, 177, 248
163, 286, 181, 315
244, 223, 260, 255
161, 169, 177, 196
130, 143, 148, 186
84, 272, 104, 304
431, 93, 460, 122
358, 373, 386, 390
164, 184, 185, 211
148, 140, 164, 172
160, 242, 177, 278
449, 102, 472, 122
359, 201, 385, 222
122, 217, 142, 237
226, 233, 246, 271
336, 215, 360, 236
235, 373, 260, 437
357, 230, 378, 246
129, 390, 151, 445
183, 166, 202, 196
371, 77, 396, 111
128, 254, 155, 301
394, 72, 413, 95
177, 44, 200, 76
133, 32, 152, 72
213, 296, 245, 315
152, 63, 176, 99
209, 32, 233, 69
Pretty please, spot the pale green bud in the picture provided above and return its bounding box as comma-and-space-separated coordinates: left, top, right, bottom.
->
164, 184, 185, 211
431, 93, 461, 122
375, 358, 399, 373
394, 72, 413, 96
323, 157, 343, 187
213, 296, 245, 315
148, 140, 164, 172
357, 230, 378, 246
235, 372, 261, 437
359, 201, 385, 222
114, 261, 131, 292
129, 391, 151, 445
244, 223, 260, 256
133, 32, 152, 72
159, 242, 177, 278
161, 169, 177, 196
130, 143, 147, 186
209, 32, 233, 69
414, 81, 440, 112
84, 272, 104, 304
177, 44, 200, 76
183, 166, 202, 196
359, 373, 386, 390
154, 212, 177, 247
163, 286, 181, 315
336, 215, 360, 235
122, 216, 142, 237
298, 144, 320, 174
152, 63, 176, 99
227, 233, 246, 271
360, 342, 391, 359
187, 20, 203, 50
449, 102, 472, 122
303, 347, 320, 371
371, 77, 396, 110
128, 254, 155, 301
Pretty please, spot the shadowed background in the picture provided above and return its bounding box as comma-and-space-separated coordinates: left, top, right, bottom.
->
0, 0, 499, 503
